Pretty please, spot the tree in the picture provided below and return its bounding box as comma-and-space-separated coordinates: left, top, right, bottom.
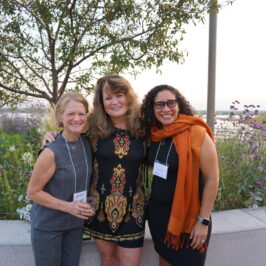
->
0, 0, 233, 106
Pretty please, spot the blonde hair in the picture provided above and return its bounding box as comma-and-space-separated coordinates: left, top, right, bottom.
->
89, 74, 143, 139
55, 91, 89, 128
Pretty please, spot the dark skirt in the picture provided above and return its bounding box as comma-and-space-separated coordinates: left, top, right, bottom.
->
147, 199, 212, 266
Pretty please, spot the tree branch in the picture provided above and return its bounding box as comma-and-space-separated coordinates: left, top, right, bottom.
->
0, 82, 50, 102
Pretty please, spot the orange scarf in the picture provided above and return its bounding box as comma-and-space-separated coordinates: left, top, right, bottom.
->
151, 114, 214, 251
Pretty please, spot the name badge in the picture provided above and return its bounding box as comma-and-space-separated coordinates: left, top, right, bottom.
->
73, 190, 87, 203
153, 160, 168, 179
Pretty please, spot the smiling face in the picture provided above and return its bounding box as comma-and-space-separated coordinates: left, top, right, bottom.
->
60, 100, 88, 138
153, 90, 179, 126
102, 88, 129, 120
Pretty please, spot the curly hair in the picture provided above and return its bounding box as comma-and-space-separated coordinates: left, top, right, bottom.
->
89, 74, 144, 139
140, 84, 195, 136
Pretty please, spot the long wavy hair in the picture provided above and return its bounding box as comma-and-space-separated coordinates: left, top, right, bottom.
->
140, 84, 195, 136
89, 74, 143, 139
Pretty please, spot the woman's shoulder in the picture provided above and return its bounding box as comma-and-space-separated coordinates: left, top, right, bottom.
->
45, 135, 64, 149
189, 125, 206, 148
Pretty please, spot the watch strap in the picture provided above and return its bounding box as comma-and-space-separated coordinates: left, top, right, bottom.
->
197, 215, 210, 226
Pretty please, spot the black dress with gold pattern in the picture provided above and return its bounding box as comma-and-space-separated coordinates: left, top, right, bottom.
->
84, 128, 146, 244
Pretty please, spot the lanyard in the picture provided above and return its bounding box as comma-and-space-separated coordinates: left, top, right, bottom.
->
63, 135, 89, 193
154, 139, 173, 165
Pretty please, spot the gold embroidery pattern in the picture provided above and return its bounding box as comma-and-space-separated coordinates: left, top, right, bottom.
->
88, 160, 100, 214
88, 228, 144, 241
113, 134, 130, 159
97, 202, 105, 222
132, 175, 145, 227
105, 164, 127, 232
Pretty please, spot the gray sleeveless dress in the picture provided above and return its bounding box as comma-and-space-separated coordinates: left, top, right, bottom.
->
30, 134, 92, 266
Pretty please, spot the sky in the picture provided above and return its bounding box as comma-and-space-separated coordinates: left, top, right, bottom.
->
122, 0, 266, 111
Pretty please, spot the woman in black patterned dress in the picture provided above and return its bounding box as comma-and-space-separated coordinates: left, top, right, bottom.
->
84, 75, 146, 266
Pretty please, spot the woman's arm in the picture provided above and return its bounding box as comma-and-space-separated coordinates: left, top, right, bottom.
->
190, 133, 219, 249
27, 148, 93, 219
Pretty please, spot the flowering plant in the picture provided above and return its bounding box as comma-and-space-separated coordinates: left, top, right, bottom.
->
215, 102, 266, 210
16, 195, 32, 222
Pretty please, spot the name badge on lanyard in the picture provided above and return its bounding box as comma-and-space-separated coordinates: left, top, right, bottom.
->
63, 135, 89, 204
152, 140, 173, 180
73, 190, 87, 203
153, 160, 169, 179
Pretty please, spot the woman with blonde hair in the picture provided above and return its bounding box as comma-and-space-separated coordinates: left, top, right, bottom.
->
28, 92, 94, 266
44, 75, 146, 266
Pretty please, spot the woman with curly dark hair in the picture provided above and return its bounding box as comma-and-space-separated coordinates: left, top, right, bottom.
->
141, 84, 219, 266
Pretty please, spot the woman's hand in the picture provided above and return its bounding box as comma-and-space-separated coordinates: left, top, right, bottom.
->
66, 201, 95, 220
190, 220, 208, 250
42, 131, 58, 146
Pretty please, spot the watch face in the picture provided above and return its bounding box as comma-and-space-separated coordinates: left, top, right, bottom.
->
202, 219, 209, 226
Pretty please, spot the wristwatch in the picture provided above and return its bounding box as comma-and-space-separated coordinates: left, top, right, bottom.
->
197, 215, 210, 226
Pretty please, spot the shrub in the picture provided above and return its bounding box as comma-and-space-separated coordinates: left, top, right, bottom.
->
0, 133, 37, 219
0, 112, 42, 143
214, 102, 266, 211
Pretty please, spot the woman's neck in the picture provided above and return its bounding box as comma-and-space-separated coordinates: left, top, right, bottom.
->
111, 117, 127, 130
62, 131, 79, 142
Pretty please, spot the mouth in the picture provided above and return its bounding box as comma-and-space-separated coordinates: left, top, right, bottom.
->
70, 123, 84, 128
111, 106, 123, 111
161, 114, 172, 118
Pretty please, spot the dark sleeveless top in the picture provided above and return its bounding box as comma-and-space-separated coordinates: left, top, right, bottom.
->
147, 137, 211, 266
84, 129, 146, 241
30, 135, 92, 231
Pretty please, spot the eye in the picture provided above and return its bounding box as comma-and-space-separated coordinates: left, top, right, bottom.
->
167, 100, 177, 108
154, 101, 165, 109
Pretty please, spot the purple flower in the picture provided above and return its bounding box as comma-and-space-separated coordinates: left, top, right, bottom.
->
23, 171, 31, 178
256, 181, 262, 186
0, 167, 3, 175
252, 204, 258, 210
253, 154, 261, 160
220, 156, 225, 161
257, 167, 264, 172
254, 196, 262, 201
231, 162, 237, 168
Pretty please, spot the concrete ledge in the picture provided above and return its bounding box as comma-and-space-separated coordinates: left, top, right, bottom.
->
0, 207, 265, 266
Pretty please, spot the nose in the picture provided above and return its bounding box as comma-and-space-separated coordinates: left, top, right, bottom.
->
111, 97, 119, 104
161, 104, 171, 111
73, 114, 80, 120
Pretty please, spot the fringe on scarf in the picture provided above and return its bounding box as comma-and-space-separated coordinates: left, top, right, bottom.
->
164, 232, 208, 253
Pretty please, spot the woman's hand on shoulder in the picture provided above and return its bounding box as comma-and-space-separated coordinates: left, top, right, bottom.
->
42, 131, 59, 146
66, 201, 95, 219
